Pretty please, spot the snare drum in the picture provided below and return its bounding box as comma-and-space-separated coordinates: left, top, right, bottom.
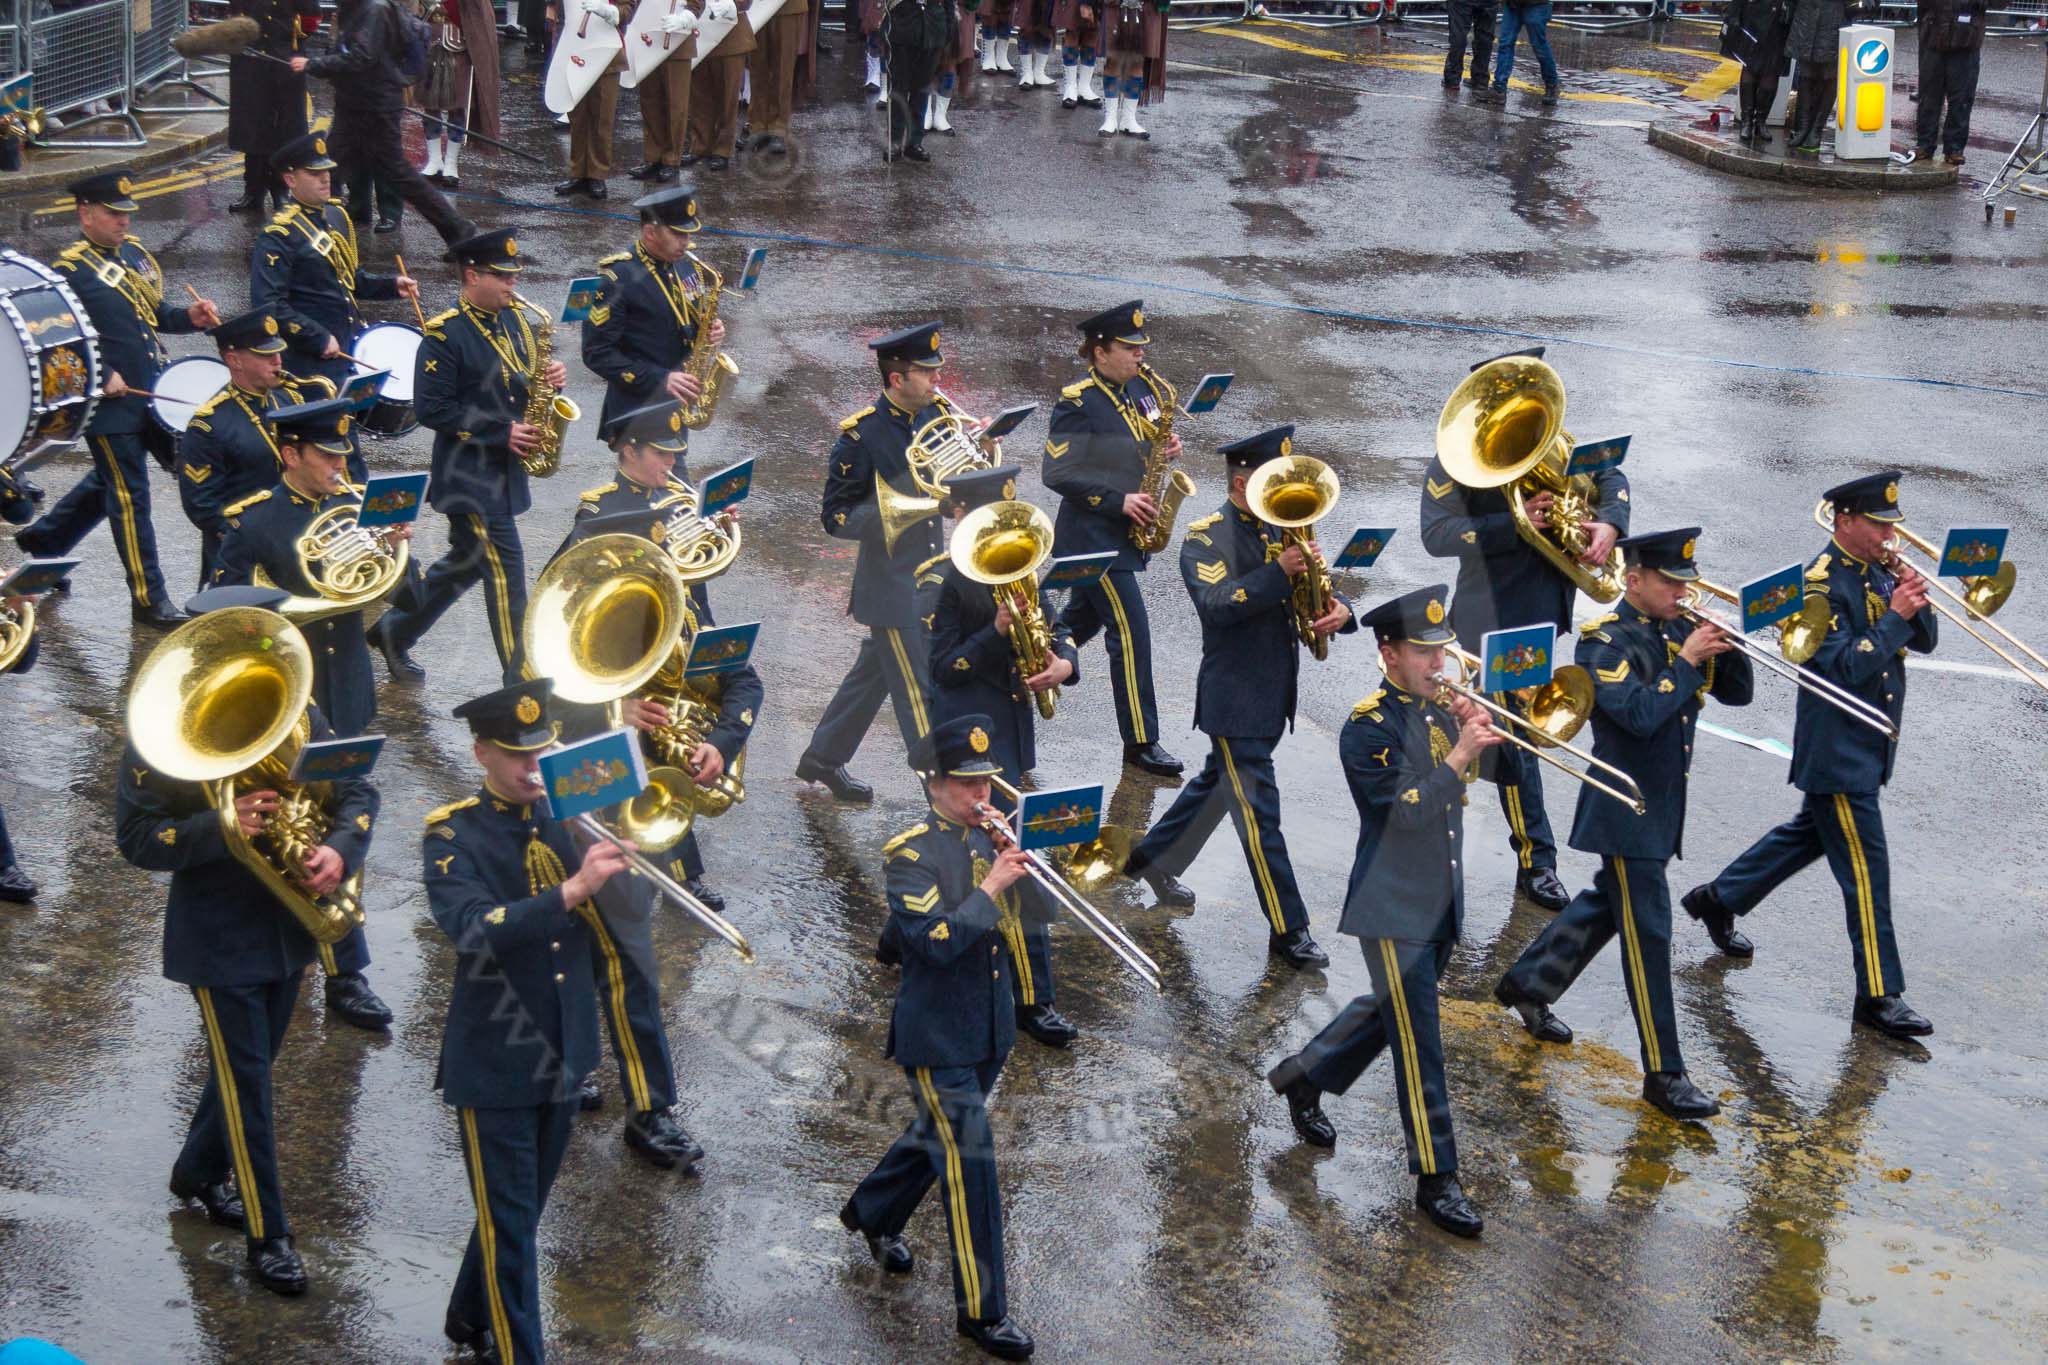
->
351, 322, 424, 439
0, 250, 101, 463
149, 356, 231, 439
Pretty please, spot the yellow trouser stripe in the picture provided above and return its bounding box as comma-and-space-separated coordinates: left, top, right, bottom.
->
582, 910, 651, 1111
461, 1109, 517, 1365
915, 1066, 981, 1319
1219, 739, 1286, 934
317, 942, 339, 976
1378, 939, 1436, 1175
195, 988, 265, 1240
1612, 857, 1662, 1074
1003, 918, 1034, 1006
97, 436, 150, 605
1833, 795, 1884, 995
1504, 784, 1533, 869
884, 628, 930, 738
1099, 576, 1147, 744
473, 516, 525, 678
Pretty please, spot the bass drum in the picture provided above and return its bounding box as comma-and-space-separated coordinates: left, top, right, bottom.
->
0, 250, 101, 463
149, 356, 231, 439
351, 322, 423, 439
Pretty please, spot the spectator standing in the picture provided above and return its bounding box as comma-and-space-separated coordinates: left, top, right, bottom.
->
1915, 0, 1986, 164
1489, 0, 1558, 106
1444, 0, 1498, 93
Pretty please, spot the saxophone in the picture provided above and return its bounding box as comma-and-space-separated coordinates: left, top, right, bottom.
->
512, 293, 579, 477
1129, 364, 1196, 555
678, 252, 738, 430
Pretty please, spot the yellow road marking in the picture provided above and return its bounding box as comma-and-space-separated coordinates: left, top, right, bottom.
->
34, 156, 240, 215
1212, 25, 1658, 106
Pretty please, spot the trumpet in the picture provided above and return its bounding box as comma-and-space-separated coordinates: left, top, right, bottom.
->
1245, 453, 1341, 661
253, 501, 411, 624
951, 499, 1061, 719
976, 785, 1160, 993
1430, 653, 1647, 815
1811, 499, 2048, 693
1682, 576, 1898, 738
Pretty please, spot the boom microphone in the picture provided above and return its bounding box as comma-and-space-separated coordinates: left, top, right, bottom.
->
171, 16, 262, 59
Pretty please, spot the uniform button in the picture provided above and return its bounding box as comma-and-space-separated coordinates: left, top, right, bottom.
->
992, 970, 1000, 980
551, 940, 561, 951
554, 972, 566, 983
1885, 692, 1894, 701
991, 944, 999, 956
1449, 859, 1458, 870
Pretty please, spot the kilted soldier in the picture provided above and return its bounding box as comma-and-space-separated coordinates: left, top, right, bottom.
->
1096, 0, 1165, 139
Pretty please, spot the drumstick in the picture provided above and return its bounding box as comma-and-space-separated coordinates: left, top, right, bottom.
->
395, 254, 429, 331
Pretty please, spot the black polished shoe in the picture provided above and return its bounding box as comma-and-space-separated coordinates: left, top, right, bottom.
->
0, 864, 37, 903
1127, 860, 1195, 907
133, 600, 189, 628
324, 971, 393, 1030
1494, 979, 1572, 1043
1854, 994, 1933, 1038
586, 179, 608, 200
1681, 883, 1752, 958
373, 216, 400, 234
1017, 1003, 1078, 1048
578, 1075, 603, 1111
1269, 928, 1329, 971
445, 1308, 500, 1361
839, 1198, 914, 1273
1516, 867, 1570, 912
1416, 1172, 1483, 1238
247, 1236, 308, 1295
796, 750, 873, 804
170, 1170, 245, 1228
903, 144, 931, 163
957, 1314, 1034, 1360
1123, 742, 1184, 776
682, 876, 726, 912
678, 152, 702, 167
1267, 1061, 1336, 1148
652, 163, 679, 182
552, 177, 589, 196
627, 161, 661, 179
705, 154, 730, 170
625, 1107, 705, 1170
227, 191, 266, 214
1643, 1070, 1720, 1120
365, 619, 426, 680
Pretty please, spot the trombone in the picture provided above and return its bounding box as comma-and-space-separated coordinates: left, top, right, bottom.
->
1682, 576, 1898, 739
983, 775, 1161, 992
1430, 653, 1647, 816
1810, 499, 2048, 693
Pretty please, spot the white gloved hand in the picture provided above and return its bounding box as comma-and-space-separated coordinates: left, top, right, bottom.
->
703, 0, 736, 23
658, 8, 696, 32
583, 0, 620, 23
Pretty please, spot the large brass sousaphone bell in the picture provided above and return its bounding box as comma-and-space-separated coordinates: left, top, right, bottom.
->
1436, 356, 1625, 603
127, 607, 366, 944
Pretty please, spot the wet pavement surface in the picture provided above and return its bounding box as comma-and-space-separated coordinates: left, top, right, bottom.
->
4, 17, 2048, 1362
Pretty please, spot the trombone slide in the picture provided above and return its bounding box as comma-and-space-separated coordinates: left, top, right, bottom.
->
1432, 673, 1647, 815
573, 812, 756, 963
976, 798, 1162, 992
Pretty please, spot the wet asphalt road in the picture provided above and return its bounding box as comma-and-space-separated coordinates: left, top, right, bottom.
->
3, 16, 2048, 1362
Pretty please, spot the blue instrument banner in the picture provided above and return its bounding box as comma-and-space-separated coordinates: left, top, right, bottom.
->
1564, 435, 1630, 478
0, 557, 81, 597
699, 459, 754, 517
538, 728, 647, 823
355, 472, 429, 528
1479, 624, 1556, 693
685, 622, 759, 677
1332, 526, 1397, 570
1183, 372, 1234, 415
1738, 562, 1805, 633
1016, 784, 1104, 852
1040, 552, 1116, 591
341, 370, 388, 412
287, 734, 386, 783
981, 403, 1038, 442
1936, 527, 2008, 579
0, 75, 29, 119
739, 248, 768, 291
559, 277, 603, 324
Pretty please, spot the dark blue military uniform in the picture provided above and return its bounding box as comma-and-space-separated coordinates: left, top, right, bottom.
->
179, 373, 332, 587
580, 243, 708, 464
1501, 547, 1754, 1082
116, 702, 376, 1254
374, 232, 543, 684
428, 681, 603, 1365
1418, 396, 1630, 883
846, 791, 1042, 1329
804, 382, 949, 768
251, 180, 402, 407
0, 622, 42, 895
1704, 533, 1936, 1001
1125, 473, 1355, 941
22, 184, 204, 613
1043, 365, 1171, 748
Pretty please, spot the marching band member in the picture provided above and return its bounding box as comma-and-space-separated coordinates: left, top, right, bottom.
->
427, 680, 629, 1363
578, 186, 728, 473
250, 131, 420, 426
624, 5, 698, 182
1266, 584, 1503, 1237
17, 173, 220, 628
687, 0, 756, 171
1096, 0, 1165, 137
1495, 528, 1752, 1121
213, 397, 404, 1031
1418, 350, 1629, 914
1043, 300, 1182, 777
979, 0, 1018, 73
1120, 426, 1354, 970
117, 587, 379, 1294
1682, 473, 1938, 1038
179, 309, 332, 587
796, 322, 950, 804
1012, 0, 1056, 88
839, 713, 1039, 1363
0, 590, 42, 904
747, 0, 806, 154
925, 0, 978, 135
923, 469, 1079, 1048
369, 228, 562, 687
1053, 0, 1102, 108
554, 0, 627, 200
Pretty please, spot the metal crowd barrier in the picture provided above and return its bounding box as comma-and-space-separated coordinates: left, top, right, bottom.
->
9, 0, 200, 149
1240, 0, 1389, 28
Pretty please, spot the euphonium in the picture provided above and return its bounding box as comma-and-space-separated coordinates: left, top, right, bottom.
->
678, 252, 738, 430
951, 499, 1061, 719
1130, 365, 1196, 555
513, 292, 579, 477
126, 607, 366, 944
1435, 355, 1624, 603
0, 591, 33, 673
1245, 453, 1341, 661
253, 500, 411, 624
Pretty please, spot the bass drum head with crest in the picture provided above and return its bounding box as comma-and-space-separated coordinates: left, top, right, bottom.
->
351, 322, 424, 439
150, 356, 231, 437
0, 250, 101, 462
